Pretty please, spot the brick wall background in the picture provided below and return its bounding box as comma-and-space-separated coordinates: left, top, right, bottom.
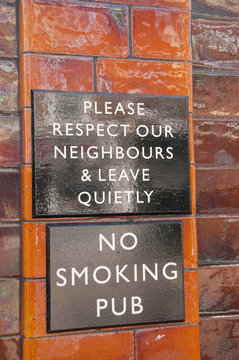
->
19, 0, 199, 359
1, 0, 238, 359
0, 0, 21, 358
192, 0, 239, 359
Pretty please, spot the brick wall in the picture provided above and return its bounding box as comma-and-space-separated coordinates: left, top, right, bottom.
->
192, 1, 239, 359
18, 0, 200, 359
0, 0, 21, 359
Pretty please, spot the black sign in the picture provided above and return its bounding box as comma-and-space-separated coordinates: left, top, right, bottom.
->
32, 91, 190, 217
47, 221, 184, 332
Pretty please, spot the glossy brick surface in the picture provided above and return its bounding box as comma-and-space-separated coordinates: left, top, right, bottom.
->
197, 217, 239, 265
22, 223, 45, 278
192, 0, 239, 18
200, 317, 239, 360
0, 169, 20, 220
20, 54, 93, 108
199, 266, 239, 315
96, 0, 190, 9
135, 324, 200, 360
0, 5, 17, 58
20, 0, 129, 57
194, 120, 239, 166
22, 109, 31, 164
0, 279, 20, 335
0, 60, 18, 113
21, 165, 32, 221
0, 116, 20, 166
132, 8, 190, 60
192, 18, 239, 69
23, 331, 134, 360
193, 71, 239, 118
196, 168, 239, 214
21, 271, 198, 338
0, 224, 20, 277
0, 335, 21, 360
97, 59, 192, 111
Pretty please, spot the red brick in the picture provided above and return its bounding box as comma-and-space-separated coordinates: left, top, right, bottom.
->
0, 335, 21, 360
197, 217, 239, 265
192, 0, 239, 18
0, 5, 17, 58
20, 0, 129, 57
194, 120, 239, 166
0, 169, 20, 221
192, 18, 239, 70
184, 271, 199, 323
21, 165, 32, 221
20, 54, 93, 108
0, 279, 20, 335
136, 324, 200, 360
196, 168, 239, 214
22, 109, 31, 164
199, 266, 239, 315
0, 116, 20, 166
0, 224, 20, 277
23, 331, 134, 359
0, 60, 18, 113
96, 0, 190, 10
97, 58, 192, 111
200, 317, 239, 360
132, 8, 191, 60
183, 217, 197, 270
193, 71, 239, 118
22, 223, 46, 279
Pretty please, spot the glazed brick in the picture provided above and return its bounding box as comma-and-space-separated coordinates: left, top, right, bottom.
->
21, 271, 198, 338
190, 165, 196, 214
192, 0, 239, 19
0, 224, 20, 277
132, 8, 191, 61
192, 18, 239, 70
193, 71, 239, 118
0, 5, 17, 58
22, 109, 31, 164
200, 317, 239, 360
22, 222, 46, 278
0, 116, 20, 166
21, 165, 32, 221
199, 266, 239, 315
194, 120, 239, 166
197, 217, 239, 265
0, 169, 20, 220
0, 335, 21, 360
20, 54, 94, 108
95, 0, 190, 10
23, 332, 134, 360
184, 271, 199, 323
135, 324, 200, 360
0, 279, 20, 335
196, 168, 239, 214
20, 0, 129, 57
97, 59, 192, 111
183, 217, 197, 269
0, 60, 18, 113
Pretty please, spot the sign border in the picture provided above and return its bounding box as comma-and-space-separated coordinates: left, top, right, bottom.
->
32, 90, 191, 218
46, 220, 185, 333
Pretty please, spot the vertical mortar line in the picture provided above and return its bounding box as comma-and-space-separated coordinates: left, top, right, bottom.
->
93, 57, 98, 93
128, 5, 133, 57
133, 329, 136, 359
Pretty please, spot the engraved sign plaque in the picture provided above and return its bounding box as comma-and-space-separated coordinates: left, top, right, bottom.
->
32, 91, 190, 217
47, 221, 184, 332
